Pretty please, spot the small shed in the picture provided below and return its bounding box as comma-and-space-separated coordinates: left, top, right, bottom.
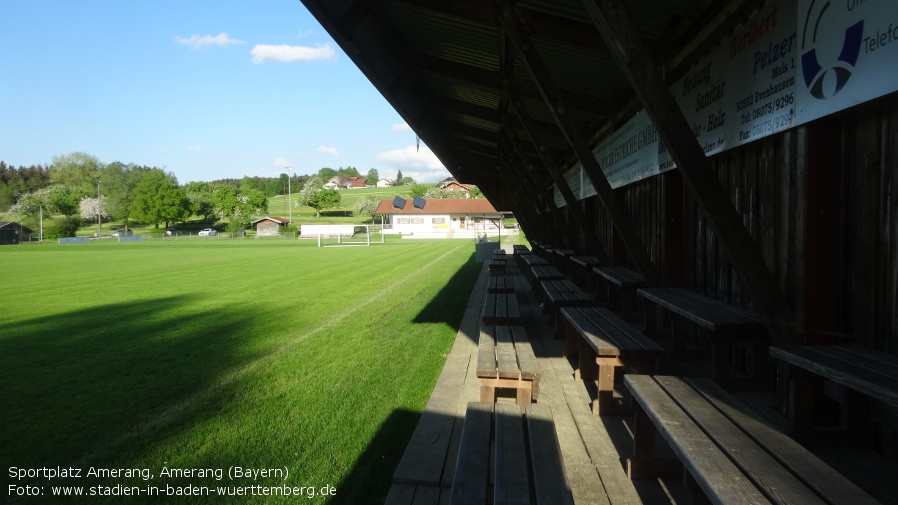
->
0, 222, 32, 245
251, 217, 289, 237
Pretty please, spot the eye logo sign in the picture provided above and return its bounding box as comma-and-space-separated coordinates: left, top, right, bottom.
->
800, 0, 864, 99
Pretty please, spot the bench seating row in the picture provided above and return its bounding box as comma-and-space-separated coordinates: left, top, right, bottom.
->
449, 402, 573, 505
626, 374, 878, 504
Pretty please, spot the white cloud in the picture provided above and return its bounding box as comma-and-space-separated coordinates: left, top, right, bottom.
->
175, 32, 245, 49
376, 145, 449, 183
273, 158, 292, 168
251, 43, 336, 64
186, 146, 205, 152
391, 122, 411, 132
156, 147, 169, 154
317, 145, 340, 157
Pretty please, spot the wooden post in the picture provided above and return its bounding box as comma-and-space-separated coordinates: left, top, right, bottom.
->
581, 0, 795, 344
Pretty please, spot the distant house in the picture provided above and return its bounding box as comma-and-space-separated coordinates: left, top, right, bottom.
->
323, 176, 342, 189
251, 217, 289, 237
324, 176, 368, 189
375, 198, 504, 235
0, 222, 32, 244
376, 179, 393, 188
438, 178, 476, 194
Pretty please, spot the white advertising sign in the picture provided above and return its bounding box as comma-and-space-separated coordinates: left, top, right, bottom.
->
556, 0, 898, 205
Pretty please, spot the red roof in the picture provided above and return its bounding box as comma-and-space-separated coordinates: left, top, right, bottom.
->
375, 198, 501, 215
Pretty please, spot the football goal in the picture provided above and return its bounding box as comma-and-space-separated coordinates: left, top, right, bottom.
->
299, 224, 384, 247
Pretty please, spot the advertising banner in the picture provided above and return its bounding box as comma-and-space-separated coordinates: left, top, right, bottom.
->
556, 0, 898, 204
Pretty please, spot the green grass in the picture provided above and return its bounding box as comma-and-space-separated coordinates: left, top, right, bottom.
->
0, 239, 481, 503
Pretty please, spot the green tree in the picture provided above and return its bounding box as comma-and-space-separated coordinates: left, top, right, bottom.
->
212, 184, 267, 229
0, 181, 14, 211
298, 176, 340, 218
47, 184, 84, 217
354, 195, 381, 223
130, 170, 189, 228
183, 181, 217, 219
410, 184, 427, 198
265, 176, 286, 198
366, 168, 380, 184
50, 152, 103, 196
318, 167, 336, 182
394, 170, 403, 186
101, 162, 146, 230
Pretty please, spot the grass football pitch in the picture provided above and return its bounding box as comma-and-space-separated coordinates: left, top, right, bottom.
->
0, 239, 482, 503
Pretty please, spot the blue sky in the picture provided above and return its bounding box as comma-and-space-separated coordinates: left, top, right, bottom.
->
0, 0, 450, 183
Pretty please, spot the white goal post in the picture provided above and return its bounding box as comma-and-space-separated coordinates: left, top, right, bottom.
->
299, 224, 384, 247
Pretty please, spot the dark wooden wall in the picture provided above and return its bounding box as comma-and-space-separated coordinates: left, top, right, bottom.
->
575, 92, 898, 355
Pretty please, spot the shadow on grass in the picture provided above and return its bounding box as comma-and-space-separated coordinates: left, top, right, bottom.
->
332, 409, 422, 504
413, 253, 481, 329
0, 295, 260, 471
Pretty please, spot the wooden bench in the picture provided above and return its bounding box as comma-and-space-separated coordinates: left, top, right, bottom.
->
551, 249, 575, 272
482, 291, 521, 325
569, 255, 601, 291
521, 254, 551, 279
448, 402, 574, 505
477, 325, 541, 409
638, 287, 767, 388
512, 244, 530, 256
561, 306, 664, 414
540, 279, 594, 338
593, 266, 647, 321
770, 345, 898, 438
624, 375, 878, 505
487, 275, 514, 294
529, 264, 565, 295
487, 260, 507, 277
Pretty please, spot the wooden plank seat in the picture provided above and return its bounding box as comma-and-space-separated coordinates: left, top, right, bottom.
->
487, 275, 514, 294
552, 249, 575, 272
529, 264, 565, 295
769, 345, 898, 438
482, 291, 521, 325
561, 306, 664, 414
448, 402, 574, 505
477, 325, 541, 409
624, 375, 878, 505
593, 266, 647, 321
569, 255, 601, 291
638, 287, 767, 388
521, 253, 551, 279
512, 244, 529, 256
540, 279, 594, 339
487, 260, 507, 277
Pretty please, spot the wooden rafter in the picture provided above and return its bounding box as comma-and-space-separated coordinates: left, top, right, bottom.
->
582, 0, 794, 343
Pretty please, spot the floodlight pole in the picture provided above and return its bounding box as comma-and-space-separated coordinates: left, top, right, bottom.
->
97, 179, 101, 236
286, 166, 292, 224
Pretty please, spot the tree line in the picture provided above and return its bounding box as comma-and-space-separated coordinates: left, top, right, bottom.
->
0, 153, 399, 238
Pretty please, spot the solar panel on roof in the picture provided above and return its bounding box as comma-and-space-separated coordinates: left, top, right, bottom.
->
413, 196, 426, 209
392, 196, 406, 209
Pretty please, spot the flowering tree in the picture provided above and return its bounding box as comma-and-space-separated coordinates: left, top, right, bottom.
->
354, 195, 381, 223
79, 196, 110, 223
298, 176, 340, 218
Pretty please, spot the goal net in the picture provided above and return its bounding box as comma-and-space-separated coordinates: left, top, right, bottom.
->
299, 224, 384, 247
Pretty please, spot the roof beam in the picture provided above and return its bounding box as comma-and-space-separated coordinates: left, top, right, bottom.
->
504, 87, 609, 262
414, 54, 615, 118
582, 0, 794, 343
495, 0, 658, 282
390, 0, 609, 53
